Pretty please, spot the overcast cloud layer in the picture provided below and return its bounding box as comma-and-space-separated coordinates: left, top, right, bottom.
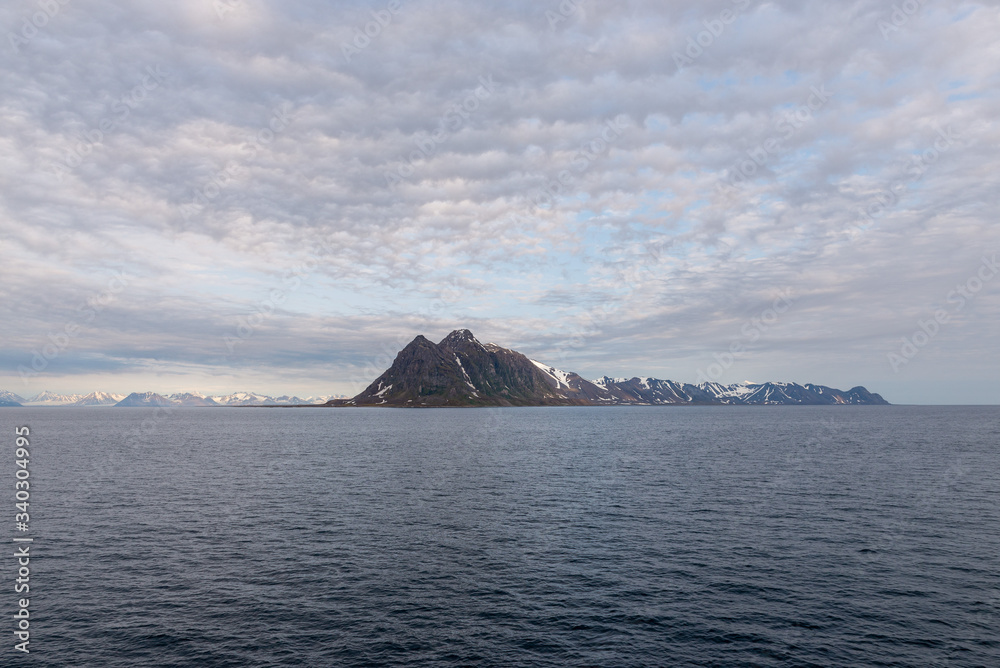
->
1, 0, 998, 403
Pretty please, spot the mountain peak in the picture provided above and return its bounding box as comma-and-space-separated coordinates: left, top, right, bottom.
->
26, 391, 84, 405
0, 390, 25, 407
401, 334, 435, 349
340, 331, 583, 407
115, 392, 173, 407
440, 329, 481, 346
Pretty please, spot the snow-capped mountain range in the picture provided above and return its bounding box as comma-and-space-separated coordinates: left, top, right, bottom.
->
332, 329, 890, 407
587, 376, 887, 406
0, 390, 344, 407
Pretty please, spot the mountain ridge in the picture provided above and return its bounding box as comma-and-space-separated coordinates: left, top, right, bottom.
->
331, 330, 890, 407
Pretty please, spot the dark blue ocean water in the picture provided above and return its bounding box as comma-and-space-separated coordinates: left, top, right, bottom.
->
2, 406, 999, 666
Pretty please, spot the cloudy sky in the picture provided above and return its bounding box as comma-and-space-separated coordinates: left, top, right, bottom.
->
1, 0, 997, 404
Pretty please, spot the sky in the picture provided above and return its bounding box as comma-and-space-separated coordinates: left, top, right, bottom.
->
1, 0, 998, 404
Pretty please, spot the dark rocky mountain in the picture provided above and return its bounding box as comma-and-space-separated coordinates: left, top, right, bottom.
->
336, 330, 588, 406
331, 330, 890, 407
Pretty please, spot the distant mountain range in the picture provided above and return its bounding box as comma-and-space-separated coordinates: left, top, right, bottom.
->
0, 390, 343, 407
1, 330, 889, 409
330, 329, 890, 407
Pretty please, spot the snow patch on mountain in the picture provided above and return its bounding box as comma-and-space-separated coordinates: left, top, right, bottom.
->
530, 360, 574, 389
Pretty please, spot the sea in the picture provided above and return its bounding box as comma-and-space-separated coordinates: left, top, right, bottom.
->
2, 405, 998, 667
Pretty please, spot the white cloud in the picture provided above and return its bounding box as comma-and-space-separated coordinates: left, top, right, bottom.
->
1, 0, 998, 403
